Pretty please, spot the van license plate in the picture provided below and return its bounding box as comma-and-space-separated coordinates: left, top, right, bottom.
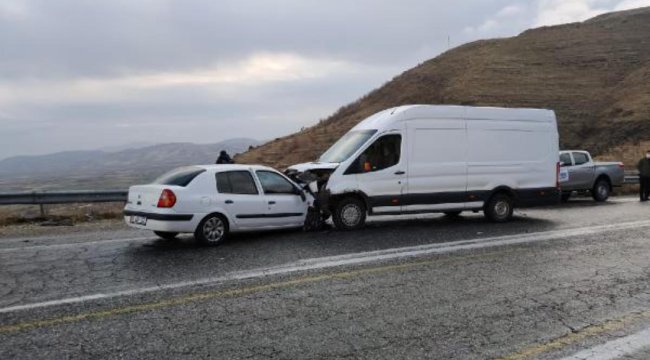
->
130, 216, 147, 225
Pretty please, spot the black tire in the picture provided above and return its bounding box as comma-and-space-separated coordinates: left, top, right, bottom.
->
194, 214, 229, 246
332, 197, 367, 231
592, 179, 610, 202
154, 231, 178, 240
484, 193, 514, 222
561, 192, 572, 202
444, 211, 462, 217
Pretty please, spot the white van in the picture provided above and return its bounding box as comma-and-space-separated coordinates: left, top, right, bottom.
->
288, 105, 560, 230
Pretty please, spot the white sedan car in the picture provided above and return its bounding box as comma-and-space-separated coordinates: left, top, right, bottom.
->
123, 164, 311, 245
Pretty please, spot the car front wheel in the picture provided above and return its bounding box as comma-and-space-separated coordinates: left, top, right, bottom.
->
195, 214, 228, 246
332, 197, 367, 230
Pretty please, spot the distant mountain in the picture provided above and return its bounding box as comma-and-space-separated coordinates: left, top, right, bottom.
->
237, 7, 650, 169
0, 138, 262, 191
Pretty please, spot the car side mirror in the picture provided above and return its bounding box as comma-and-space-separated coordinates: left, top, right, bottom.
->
293, 187, 306, 202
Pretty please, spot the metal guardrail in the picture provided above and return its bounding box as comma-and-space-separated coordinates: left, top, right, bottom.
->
0, 190, 127, 205
624, 175, 639, 184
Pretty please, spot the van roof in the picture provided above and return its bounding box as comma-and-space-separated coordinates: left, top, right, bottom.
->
352, 105, 556, 131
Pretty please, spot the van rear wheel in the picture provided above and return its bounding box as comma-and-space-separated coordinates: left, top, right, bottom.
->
484, 193, 514, 222
332, 197, 367, 231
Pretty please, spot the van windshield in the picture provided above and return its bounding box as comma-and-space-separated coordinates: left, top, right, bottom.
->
319, 130, 377, 163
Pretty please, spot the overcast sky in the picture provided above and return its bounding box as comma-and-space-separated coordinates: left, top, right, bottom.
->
1, 0, 649, 159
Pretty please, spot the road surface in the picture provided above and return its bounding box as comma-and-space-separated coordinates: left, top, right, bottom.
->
0, 197, 649, 359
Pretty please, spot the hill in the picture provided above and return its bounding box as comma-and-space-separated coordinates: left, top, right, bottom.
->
236, 7, 650, 169
0, 138, 261, 191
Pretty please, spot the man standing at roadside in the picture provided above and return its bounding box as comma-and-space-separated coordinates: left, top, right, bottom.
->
637, 150, 650, 201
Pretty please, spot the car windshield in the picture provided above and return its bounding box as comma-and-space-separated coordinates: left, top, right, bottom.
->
153, 167, 205, 187
319, 130, 377, 163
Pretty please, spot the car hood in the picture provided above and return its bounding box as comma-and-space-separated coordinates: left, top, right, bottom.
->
287, 162, 340, 173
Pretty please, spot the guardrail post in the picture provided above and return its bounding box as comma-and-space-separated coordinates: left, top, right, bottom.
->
39, 203, 46, 217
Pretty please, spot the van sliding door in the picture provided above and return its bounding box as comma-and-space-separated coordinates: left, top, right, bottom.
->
404, 119, 468, 211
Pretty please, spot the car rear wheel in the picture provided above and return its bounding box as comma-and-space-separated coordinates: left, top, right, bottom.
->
154, 231, 178, 240
195, 214, 228, 246
332, 197, 367, 231
484, 193, 514, 222
592, 179, 610, 202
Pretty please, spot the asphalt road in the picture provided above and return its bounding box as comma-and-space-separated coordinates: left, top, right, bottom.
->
0, 196, 649, 359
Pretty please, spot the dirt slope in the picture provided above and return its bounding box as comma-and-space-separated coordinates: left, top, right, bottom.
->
237, 7, 650, 169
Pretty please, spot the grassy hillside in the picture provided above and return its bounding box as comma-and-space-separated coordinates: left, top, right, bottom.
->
236, 7, 650, 169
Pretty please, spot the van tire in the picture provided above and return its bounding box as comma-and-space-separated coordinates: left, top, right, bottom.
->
332, 197, 367, 231
592, 179, 610, 202
154, 231, 178, 240
195, 214, 229, 246
484, 193, 514, 222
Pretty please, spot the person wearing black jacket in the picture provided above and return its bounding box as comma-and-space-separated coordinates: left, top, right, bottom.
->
216, 150, 234, 164
638, 150, 650, 201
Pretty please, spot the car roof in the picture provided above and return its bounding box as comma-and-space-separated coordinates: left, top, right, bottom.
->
194, 164, 279, 172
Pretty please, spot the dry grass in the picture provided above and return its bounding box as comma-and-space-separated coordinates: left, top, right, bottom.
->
0, 202, 124, 227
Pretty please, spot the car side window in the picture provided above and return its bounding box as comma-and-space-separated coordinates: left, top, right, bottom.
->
560, 153, 572, 166
572, 152, 589, 166
216, 171, 259, 195
347, 134, 402, 174
256, 171, 296, 195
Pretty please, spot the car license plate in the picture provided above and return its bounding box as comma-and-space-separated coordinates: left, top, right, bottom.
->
130, 215, 147, 225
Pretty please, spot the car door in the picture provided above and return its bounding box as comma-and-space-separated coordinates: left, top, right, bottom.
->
570, 152, 594, 189
215, 170, 268, 229
559, 152, 574, 189
255, 170, 308, 227
345, 132, 405, 214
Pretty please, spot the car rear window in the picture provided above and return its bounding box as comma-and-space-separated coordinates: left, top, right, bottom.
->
153, 167, 206, 187
216, 171, 259, 195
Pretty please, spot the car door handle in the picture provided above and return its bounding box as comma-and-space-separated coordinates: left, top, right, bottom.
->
394, 171, 406, 175
268, 201, 276, 205
225, 200, 234, 204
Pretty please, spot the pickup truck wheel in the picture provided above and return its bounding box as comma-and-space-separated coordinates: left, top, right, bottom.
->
332, 197, 366, 230
484, 193, 514, 222
154, 231, 178, 240
561, 192, 571, 202
195, 214, 228, 246
592, 179, 610, 202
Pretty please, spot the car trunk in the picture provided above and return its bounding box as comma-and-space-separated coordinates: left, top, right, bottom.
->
127, 185, 167, 211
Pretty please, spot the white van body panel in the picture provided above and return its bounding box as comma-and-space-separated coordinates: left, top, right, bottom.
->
298, 105, 559, 216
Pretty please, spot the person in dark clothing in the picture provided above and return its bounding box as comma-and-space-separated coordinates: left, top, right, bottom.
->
638, 150, 650, 201
216, 150, 234, 164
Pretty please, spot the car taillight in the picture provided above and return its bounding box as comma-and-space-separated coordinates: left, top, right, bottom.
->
157, 189, 176, 208
618, 162, 625, 169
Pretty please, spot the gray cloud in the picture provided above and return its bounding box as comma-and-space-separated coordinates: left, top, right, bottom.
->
0, 0, 647, 158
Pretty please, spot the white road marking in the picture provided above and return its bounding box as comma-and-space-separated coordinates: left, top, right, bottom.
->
0, 236, 154, 254
1, 220, 650, 314
559, 327, 650, 360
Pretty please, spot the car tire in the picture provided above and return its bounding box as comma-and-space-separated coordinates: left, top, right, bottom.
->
592, 179, 610, 202
154, 231, 178, 240
484, 193, 514, 222
561, 192, 571, 202
444, 211, 462, 217
332, 197, 367, 231
195, 214, 229, 246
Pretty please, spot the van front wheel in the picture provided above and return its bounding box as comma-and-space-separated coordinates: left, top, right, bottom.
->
484, 193, 514, 222
333, 197, 367, 231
